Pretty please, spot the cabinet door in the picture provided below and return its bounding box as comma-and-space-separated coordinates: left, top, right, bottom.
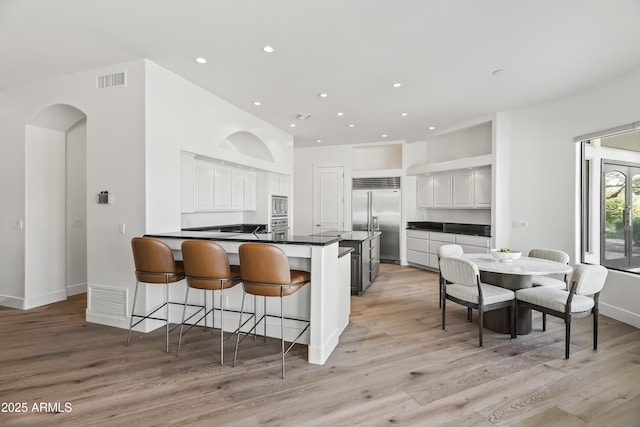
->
433, 173, 452, 208
214, 167, 232, 210
417, 175, 434, 208
243, 171, 257, 211
474, 168, 492, 208
180, 153, 195, 213
230, 169, 245, 210
194, 160, 214, 211
453, 170, 474, 208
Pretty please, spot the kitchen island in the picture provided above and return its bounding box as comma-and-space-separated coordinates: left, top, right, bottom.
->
144, 230, 347, 365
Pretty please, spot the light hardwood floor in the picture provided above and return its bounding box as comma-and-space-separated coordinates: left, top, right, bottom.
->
1, 264, 639, 426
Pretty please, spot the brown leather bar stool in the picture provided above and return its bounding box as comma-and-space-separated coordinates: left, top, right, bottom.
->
233, 243, 311, 379
177, 240, 244, 364
127, 237, 186, 353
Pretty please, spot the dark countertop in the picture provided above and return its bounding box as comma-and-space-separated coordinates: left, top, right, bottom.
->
310, 230, 382, 242
407, 221, 491, 237
338, 247, 355, 258
145, 230, 340, 246
182, 223, 267, 233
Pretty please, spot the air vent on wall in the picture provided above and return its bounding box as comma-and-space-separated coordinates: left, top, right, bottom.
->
352, 176, 401, 190
90, 285, 127, 317
295, 113, 312, 120
96, 71, 127, 89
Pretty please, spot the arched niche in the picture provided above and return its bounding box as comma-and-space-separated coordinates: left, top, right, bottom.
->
220, 131, 275, 162
28, 103, 86, 132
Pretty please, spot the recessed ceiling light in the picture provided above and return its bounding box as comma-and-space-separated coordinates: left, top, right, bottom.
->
336, 112, 344, 116
401, 112, 408, 117
318, 93, 328, 98
382, 134, 388, 138
316, 139, 322, 143
262, 45, 275, 53
194, 57, 207, 64
253, 101, 262, 106
289, 123, 296, 127
428, 126, 436, 130
392, 83, 402, 88
348, 124, 355, 128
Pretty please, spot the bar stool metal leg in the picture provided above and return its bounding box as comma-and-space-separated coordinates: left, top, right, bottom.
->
126, 280, 141, 347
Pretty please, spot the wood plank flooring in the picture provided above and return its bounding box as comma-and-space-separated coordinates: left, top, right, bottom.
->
1, 264, 639, 426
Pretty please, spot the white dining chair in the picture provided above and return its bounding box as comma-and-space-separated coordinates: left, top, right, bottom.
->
528, 248, 570, 289
437, 244, 464, 309
440, 256, 516, 347
515, 264, 608, 359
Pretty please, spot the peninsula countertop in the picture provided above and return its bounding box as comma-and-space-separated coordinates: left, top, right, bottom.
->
144, 230, 340, 246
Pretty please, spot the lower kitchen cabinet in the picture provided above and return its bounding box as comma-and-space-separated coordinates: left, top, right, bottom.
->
406, 229, 491, 271
340, 233, 381, 295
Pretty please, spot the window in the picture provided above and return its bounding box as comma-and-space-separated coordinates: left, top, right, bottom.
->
579, 123, 640, 274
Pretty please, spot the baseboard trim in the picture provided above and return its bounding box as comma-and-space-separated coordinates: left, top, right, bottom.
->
67, 282, 87, 296
23, 290, 67, 310
0, 294, 25, 309
601, 303, 640, 329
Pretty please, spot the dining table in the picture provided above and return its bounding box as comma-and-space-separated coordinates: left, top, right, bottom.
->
456, 253, 573, 335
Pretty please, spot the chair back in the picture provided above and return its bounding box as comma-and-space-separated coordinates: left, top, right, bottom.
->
181, 240, 236, 288
570, 264, 608, 296
239, 243, 291, 285
439, 257, 479, 287
438, 244, 464, 259
131, 237, 182, 283
528, 248, 570, 264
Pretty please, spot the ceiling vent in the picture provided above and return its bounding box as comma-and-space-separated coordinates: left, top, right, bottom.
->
96, 71, 127, 89
295, 113, 312, 120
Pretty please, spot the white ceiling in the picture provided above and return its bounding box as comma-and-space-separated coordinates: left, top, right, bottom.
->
2, 0, 640, 147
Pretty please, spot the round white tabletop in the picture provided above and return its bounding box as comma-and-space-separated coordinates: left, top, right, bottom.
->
457, 253, 572, 276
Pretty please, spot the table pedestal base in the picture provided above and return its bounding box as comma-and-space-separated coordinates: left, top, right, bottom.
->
480, 271, 532, 335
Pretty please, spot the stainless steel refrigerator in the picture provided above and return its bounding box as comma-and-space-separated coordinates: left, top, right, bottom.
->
352, 177, 401, 263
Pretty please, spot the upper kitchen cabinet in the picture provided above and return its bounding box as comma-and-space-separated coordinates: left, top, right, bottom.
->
433, 173, 453, 208
269, 173, 289, 196
181, 152, 196, 213
416, 174, 434, 208
182, 153, 257, 212
194, 159, 214, 211
415, 167, 491, 209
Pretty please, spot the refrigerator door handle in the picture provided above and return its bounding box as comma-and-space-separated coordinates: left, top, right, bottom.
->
368, 191, 373, 231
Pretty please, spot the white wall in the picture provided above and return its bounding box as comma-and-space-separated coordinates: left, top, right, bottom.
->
505, 67, 640, 327
66, 118, 87, 295
144, 62, 294, 234
0, 60, 147, 314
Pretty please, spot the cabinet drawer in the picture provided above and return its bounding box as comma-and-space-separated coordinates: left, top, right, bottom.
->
429, 232, 456, 243
430, 240, 460, 255
407, 229, 429, 239
458, 244, 490, 254
407, 250, 429, 266
456, 235, 491, 247
407, 237, 428, 252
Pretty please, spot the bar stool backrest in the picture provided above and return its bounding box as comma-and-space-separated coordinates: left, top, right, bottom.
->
239, 243, 291, 285
131, 237, 182, 283
182, 240, 235, 287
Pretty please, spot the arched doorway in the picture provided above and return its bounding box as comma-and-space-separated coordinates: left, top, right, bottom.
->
24, 104, 87, 308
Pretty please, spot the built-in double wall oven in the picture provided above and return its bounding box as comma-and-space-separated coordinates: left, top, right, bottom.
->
271, 196, 289, 238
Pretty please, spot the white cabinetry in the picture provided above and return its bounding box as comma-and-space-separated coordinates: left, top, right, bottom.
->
473, 168, 491, 208
213, 167, 232, 210
452, 170, 474, 208
243, 171, 256, 211
269, 173, 290, 196
187, 157, 257, 212
180, 153, 195, 213
194, 160, 214, 211
416, 175, 434, 208
406, 229, 491, 270
433, 173, 452, 207
417, 167, 491, 209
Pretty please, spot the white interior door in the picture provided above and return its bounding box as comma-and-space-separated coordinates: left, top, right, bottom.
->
312, 166, 344, 234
